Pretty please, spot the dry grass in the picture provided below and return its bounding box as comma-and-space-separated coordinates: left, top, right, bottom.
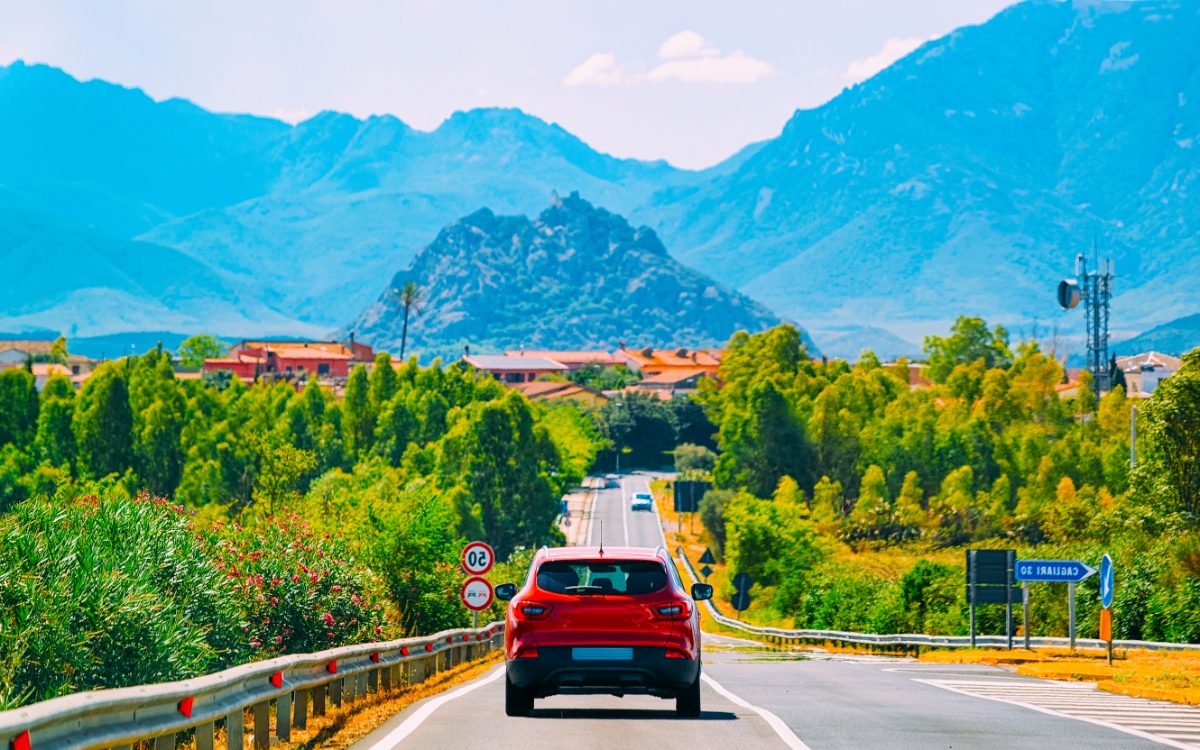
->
921, 647, 1200, 706
177, 653, 502, 750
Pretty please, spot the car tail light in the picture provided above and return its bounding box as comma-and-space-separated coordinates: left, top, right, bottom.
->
516, 647, 540, 659
665, 648, 689, 659
654, 602, 689, 618
518, 602, 551, 620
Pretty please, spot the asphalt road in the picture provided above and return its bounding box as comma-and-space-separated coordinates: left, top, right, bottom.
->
353, 473, 1196, 750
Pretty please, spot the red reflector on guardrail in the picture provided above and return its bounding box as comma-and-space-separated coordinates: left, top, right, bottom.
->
371, 653, 380, 663
11, 730, 30, 750
463, 635, 471, 642
178, 696, 194, 718
401, 646, 409, 656
270, 672, 283, 689
425, 643, 434, 652
446, 637, 453, 644
476, 634, 483, 641
327, 661, 337, 674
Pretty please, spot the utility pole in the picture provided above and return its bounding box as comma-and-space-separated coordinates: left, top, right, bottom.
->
1130, 402, 1137, 468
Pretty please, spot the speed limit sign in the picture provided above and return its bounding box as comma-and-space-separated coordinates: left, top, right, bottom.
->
461, 541, 495, 576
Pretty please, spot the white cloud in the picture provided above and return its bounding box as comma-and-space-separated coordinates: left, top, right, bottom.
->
843, 36, 926, 84
565, 31, 774, 87
658, 30, 719, 60
563, 52, 623, 87
642, 51, 774, 84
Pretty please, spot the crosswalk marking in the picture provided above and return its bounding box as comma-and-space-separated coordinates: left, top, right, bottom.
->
915, 678, 1200, 749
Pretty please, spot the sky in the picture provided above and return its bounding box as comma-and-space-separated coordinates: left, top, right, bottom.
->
0, 0, 1016, 169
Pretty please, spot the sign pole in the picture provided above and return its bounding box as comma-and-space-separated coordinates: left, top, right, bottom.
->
968, 550, 976, 648
1068, 582, 1076, 651
1023, 583, 1031, 650
1006, 550, 1014, 651
473, 611, 479, 630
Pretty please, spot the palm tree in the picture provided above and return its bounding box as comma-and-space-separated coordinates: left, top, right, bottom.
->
396, 281, 423, 361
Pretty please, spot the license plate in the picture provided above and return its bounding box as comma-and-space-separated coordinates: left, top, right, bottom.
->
572, 647, 633, 661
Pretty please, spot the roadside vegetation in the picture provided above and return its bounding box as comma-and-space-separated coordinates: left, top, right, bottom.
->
0, 351, 600, 709
682, 320, 1200, 645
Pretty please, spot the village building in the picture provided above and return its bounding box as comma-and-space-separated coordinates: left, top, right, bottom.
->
502, 350, 622, 373
203, 340, 374, 383
462, 354, 568, 384
616, 347, 723, 380
1118, 352, 1182, 396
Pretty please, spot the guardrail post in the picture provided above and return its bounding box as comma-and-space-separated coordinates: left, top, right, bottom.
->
344, 674, 356, 703
276, 690, 291, 741
330, 677, 343, 707
357, 671, 369, 698
369, 667, 380, 692
196, 720, 215, 750
154, 734, 174, 750
226, 709, 244, 749
252, 700, 270, 749
381, 665, 391, 691
315, 682, 328, 716
294, 686, 308, 730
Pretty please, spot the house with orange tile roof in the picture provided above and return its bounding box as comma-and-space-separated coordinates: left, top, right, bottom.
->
512, 380, 609, 406
616, 347, 723, 379
204, 339, 373, 382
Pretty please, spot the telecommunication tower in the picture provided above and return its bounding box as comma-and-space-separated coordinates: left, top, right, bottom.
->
1057, 249, 1114, 396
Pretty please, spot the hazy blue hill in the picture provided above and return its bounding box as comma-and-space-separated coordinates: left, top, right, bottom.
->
0, 207, 306, 336
1113, 313, 1200, 357
346, 194, 791, 360
812, 326, 921, 362
643, 0, 1200, 338
0, 62, 287, 235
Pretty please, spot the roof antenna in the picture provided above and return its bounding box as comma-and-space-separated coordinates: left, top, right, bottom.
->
598, 520, 604, 555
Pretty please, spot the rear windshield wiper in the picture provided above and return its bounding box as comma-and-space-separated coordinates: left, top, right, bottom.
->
564, 585, 606, 594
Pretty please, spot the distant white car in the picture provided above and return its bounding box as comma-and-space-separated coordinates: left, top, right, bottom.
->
604, 473, 620, 488
631, 492, 653, 512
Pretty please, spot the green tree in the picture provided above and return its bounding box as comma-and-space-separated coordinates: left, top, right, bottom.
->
674, 443, 716, 476
35, 374, 75, 468
343, 364, 375, 459
129, 352, 186, 496
1134, 351, 1200, 519
0, 368, 38, 449
923, 317, 1012, 383
714, 379, 814, 497
177, 334, 225, 369
847, 464, 894, 540
74, 365, 134, 479
253, 437, 317, 515
368, 352, 399, 410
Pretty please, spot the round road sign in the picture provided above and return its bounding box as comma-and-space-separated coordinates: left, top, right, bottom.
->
461, 541, 495, 576
460, 576, 494, 611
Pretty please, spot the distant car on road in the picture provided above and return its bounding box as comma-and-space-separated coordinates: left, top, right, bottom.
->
604, 473, 620, 488
495, 545, 714, 717
631, 492, 653, 512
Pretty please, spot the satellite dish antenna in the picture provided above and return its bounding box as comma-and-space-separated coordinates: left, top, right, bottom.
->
1057, 279, 1081, 310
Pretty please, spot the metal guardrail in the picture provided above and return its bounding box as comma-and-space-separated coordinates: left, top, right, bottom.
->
674, 547, 1200, 653
0, 621, 504, 750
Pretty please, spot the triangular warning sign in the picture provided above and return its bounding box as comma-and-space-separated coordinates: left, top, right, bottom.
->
699, 548, 716, 565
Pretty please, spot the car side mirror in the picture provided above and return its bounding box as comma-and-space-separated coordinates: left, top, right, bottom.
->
495, 583, 518, 601
691, 583, 713, 601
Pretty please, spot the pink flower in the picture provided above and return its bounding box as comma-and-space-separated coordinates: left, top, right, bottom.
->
250, 639, 262, 648
374, 625, 383, 636
327, 631, 335, 639
270, 596, 279, 607
271, 577, 281, 587
291, 574, 301, 583
274, 635, 283, 644
310, 573, 318, 584
323, 612, 335, 626
351, 594, 362, 606
331, 584, 342, 593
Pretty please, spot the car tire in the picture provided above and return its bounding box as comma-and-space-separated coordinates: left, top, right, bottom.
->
505, 672, 534, 717
676, 672, 701, 717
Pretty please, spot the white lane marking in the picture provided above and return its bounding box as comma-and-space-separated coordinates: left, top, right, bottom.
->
702, 673, 813, 750
621, 476, 630, 545
915, 678, 1200, 750
585, 482, 597, 547
364, 666, 505, 749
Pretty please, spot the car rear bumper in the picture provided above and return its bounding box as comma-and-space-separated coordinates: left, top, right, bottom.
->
507, 646, 699, 698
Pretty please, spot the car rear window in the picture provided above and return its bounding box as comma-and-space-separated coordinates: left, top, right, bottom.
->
536, 560, 669, 595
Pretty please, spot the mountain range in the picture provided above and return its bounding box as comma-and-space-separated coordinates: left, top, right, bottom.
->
348, 193, 785, 359
1, 0, 1198, 356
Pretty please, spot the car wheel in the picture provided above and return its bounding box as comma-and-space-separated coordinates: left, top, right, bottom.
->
505, 672, 534, 717
676, 672, 701, 717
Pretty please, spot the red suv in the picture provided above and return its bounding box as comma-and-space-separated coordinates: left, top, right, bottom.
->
495, 545, 713, 717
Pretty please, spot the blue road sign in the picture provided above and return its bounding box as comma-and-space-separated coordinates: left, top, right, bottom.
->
1015, 559, 1097, 583
1100, 554, 1115, 609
